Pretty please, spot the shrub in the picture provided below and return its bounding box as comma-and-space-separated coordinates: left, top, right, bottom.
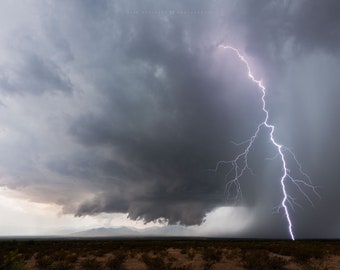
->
80, 258, 102, 270
0, 251, 25, 270
64, 253, 78, 264
50, 261, 73, 270
202, 248, 222, 262
36, 255, 54, 269
187, 250, 195, 260
242, 250, 268, 270
106, 254, 126, 270
172, 266, 192, 270
1, 258, 25, 270
51, 251, 67, 261
242, 250, 286, 270
293, 244, 324, 262
141, 254, 170, 270
203, 261, 213, 270
267, 256, 287, 270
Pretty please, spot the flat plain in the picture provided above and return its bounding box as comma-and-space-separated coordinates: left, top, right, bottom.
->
0, 238, 339, 270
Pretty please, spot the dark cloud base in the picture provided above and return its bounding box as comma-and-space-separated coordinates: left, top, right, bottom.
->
0, 0, 339, 238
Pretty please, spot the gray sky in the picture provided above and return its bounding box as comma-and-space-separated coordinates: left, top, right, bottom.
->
0, 0, 339, 238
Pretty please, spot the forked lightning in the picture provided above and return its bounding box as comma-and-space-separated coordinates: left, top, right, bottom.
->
216, 44, 319, 240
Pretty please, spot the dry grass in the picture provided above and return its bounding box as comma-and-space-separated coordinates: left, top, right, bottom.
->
0, 239, 339, 270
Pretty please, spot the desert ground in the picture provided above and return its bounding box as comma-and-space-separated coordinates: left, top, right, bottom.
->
0, 238, 339, 270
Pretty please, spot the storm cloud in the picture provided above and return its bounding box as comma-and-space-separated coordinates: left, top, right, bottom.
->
0, 0, 339, 238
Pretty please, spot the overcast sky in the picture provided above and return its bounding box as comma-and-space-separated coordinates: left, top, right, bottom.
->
0, 0, 339, 238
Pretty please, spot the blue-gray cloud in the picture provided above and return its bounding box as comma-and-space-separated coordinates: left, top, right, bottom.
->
0, 0, 339, 237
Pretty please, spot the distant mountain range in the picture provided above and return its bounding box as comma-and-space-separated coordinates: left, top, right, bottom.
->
70, 226, 194, 237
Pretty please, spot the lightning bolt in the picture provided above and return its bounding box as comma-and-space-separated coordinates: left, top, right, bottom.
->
215, 44, 320, 240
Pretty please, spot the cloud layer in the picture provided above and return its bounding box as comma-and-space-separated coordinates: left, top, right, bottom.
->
0, 0, 339, 238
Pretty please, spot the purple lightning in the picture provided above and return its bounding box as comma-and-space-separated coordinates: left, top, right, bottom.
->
216, 44, 320, 240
